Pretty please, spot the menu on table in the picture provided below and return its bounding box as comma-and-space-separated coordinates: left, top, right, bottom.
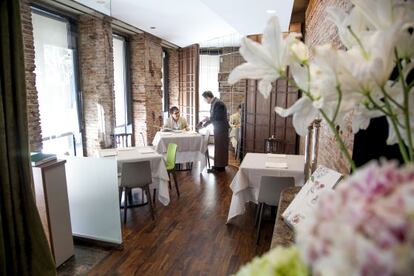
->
282, 165, 343, 228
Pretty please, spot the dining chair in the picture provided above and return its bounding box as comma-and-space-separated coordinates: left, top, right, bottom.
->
153, 143, 179, 205
111, 133, 132, 148
119, 161, 155, 224
264, 136, 286, 154
255, 176, 295, 244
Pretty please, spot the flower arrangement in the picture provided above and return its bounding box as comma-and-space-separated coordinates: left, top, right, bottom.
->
235, 246, 309, 276
229, 0, 414, 170
236, 161, 414, 276
297, 161, 414, 275
230, 0, 414, 275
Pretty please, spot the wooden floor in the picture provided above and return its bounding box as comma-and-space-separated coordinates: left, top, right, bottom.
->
89, 160, 274, 275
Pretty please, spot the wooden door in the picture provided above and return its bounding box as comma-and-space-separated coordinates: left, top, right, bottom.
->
178, 44, 199, 129
243, 67, 299, 155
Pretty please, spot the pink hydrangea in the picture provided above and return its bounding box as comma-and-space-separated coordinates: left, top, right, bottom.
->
296, 161, 414, 276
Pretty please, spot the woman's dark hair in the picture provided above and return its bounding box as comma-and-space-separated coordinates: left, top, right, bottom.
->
238, 104, 242, 109
202, 91, 214, 99
169, 106, 179, 114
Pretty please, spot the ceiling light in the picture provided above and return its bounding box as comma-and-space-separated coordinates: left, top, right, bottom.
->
266, 9, 276, 14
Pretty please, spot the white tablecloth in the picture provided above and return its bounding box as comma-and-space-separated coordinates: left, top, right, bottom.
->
98, 147, 170, 206
152, 131, 207, 168
227, 153, 305, 223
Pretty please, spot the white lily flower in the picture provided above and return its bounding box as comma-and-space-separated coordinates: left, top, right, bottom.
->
352, 104, 384, 134
276, 47, 351, 135
396, 19, 414, 59
228, 16, 300, 98
351, 0, 411, 30
336, 25, 400, 96
327, 6, 373, 49
382, 81, 414, 146
275, 97, 319, 136
351, 0, 414, 59
290, 40, 309, 63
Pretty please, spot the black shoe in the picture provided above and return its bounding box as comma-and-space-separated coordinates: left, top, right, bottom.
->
207, 167, 226, 173
207, 168, 218, 173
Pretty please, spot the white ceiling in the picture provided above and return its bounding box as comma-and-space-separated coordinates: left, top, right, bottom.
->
77, 0, 295, 47
200, 0, 294, 36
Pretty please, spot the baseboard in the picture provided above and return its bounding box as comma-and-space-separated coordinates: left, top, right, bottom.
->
73, 235, 123, 251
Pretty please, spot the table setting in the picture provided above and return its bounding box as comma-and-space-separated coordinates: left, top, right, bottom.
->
97, 146, 171, 206
226, 153, 305, 223
152, 131, 208, 169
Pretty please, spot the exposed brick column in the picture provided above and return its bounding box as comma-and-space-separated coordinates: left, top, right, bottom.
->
78, 15, 115, 156
20, 0, 43, 152
167, 48, 179, 107
130, 33, 163, 146
305, 0, 353, 174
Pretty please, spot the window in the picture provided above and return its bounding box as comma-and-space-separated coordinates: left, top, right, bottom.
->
161, 49, 169, 116
32, 9, 82, 155
113, 35, 130, 132
199, 54, 220, 120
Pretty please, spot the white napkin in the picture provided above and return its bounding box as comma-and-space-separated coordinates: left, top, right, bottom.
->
265, 162, 288, 169
138, 149, 155, 154
117, 147, 135, 151
267, 153, 287, 158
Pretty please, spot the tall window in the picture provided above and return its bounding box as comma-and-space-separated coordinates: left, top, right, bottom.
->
32, 9, 82, 155
161, 49, 169, 117
199, 54, 220, 120
113, 35, 130, 132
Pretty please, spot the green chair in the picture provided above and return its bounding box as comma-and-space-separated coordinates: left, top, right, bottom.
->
153, 143, 179, 204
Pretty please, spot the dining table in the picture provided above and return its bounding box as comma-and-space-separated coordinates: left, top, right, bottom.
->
226, 153, 305, 223
152, 131, 208, 169
98, 146, 171, 206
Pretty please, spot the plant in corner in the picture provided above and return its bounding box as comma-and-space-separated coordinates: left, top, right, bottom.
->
229, 0, 414, 275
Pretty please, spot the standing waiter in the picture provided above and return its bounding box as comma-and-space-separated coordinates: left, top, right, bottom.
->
200, 91, 229, 173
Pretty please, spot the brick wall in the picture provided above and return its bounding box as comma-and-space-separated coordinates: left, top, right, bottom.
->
167, 48, 179, 107
130, 33, 163, 146
78, 15, 115, 156
305, 0, 353, 174
218, 48, 246, 115
20, 0, 42, 152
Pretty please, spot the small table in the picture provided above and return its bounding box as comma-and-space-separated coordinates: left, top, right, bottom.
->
152, 131, 207, 169
226, 153, 305, 223
98, 147, 170, 206
271, 186, 301, 248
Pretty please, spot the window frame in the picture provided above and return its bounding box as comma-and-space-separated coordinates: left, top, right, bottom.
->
162, 48, 170, 113
112, 33, 132, 131
31, 6, 84, 155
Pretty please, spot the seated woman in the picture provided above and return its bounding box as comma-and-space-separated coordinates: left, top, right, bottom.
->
163, 106, 190, 131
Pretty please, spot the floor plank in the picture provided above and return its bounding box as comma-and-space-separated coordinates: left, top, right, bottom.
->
89, 163, 274, 276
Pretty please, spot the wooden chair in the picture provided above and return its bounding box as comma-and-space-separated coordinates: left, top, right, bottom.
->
111, 133, 132, 148
264, 136, 286, 154
118, 161, 155, 224
255, 176, 295, 244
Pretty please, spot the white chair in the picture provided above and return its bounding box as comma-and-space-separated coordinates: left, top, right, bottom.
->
118, 161, 155, 224
255, 176, 294, 244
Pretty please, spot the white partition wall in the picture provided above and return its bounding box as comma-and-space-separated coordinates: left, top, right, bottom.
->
65, 157, 122, 244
